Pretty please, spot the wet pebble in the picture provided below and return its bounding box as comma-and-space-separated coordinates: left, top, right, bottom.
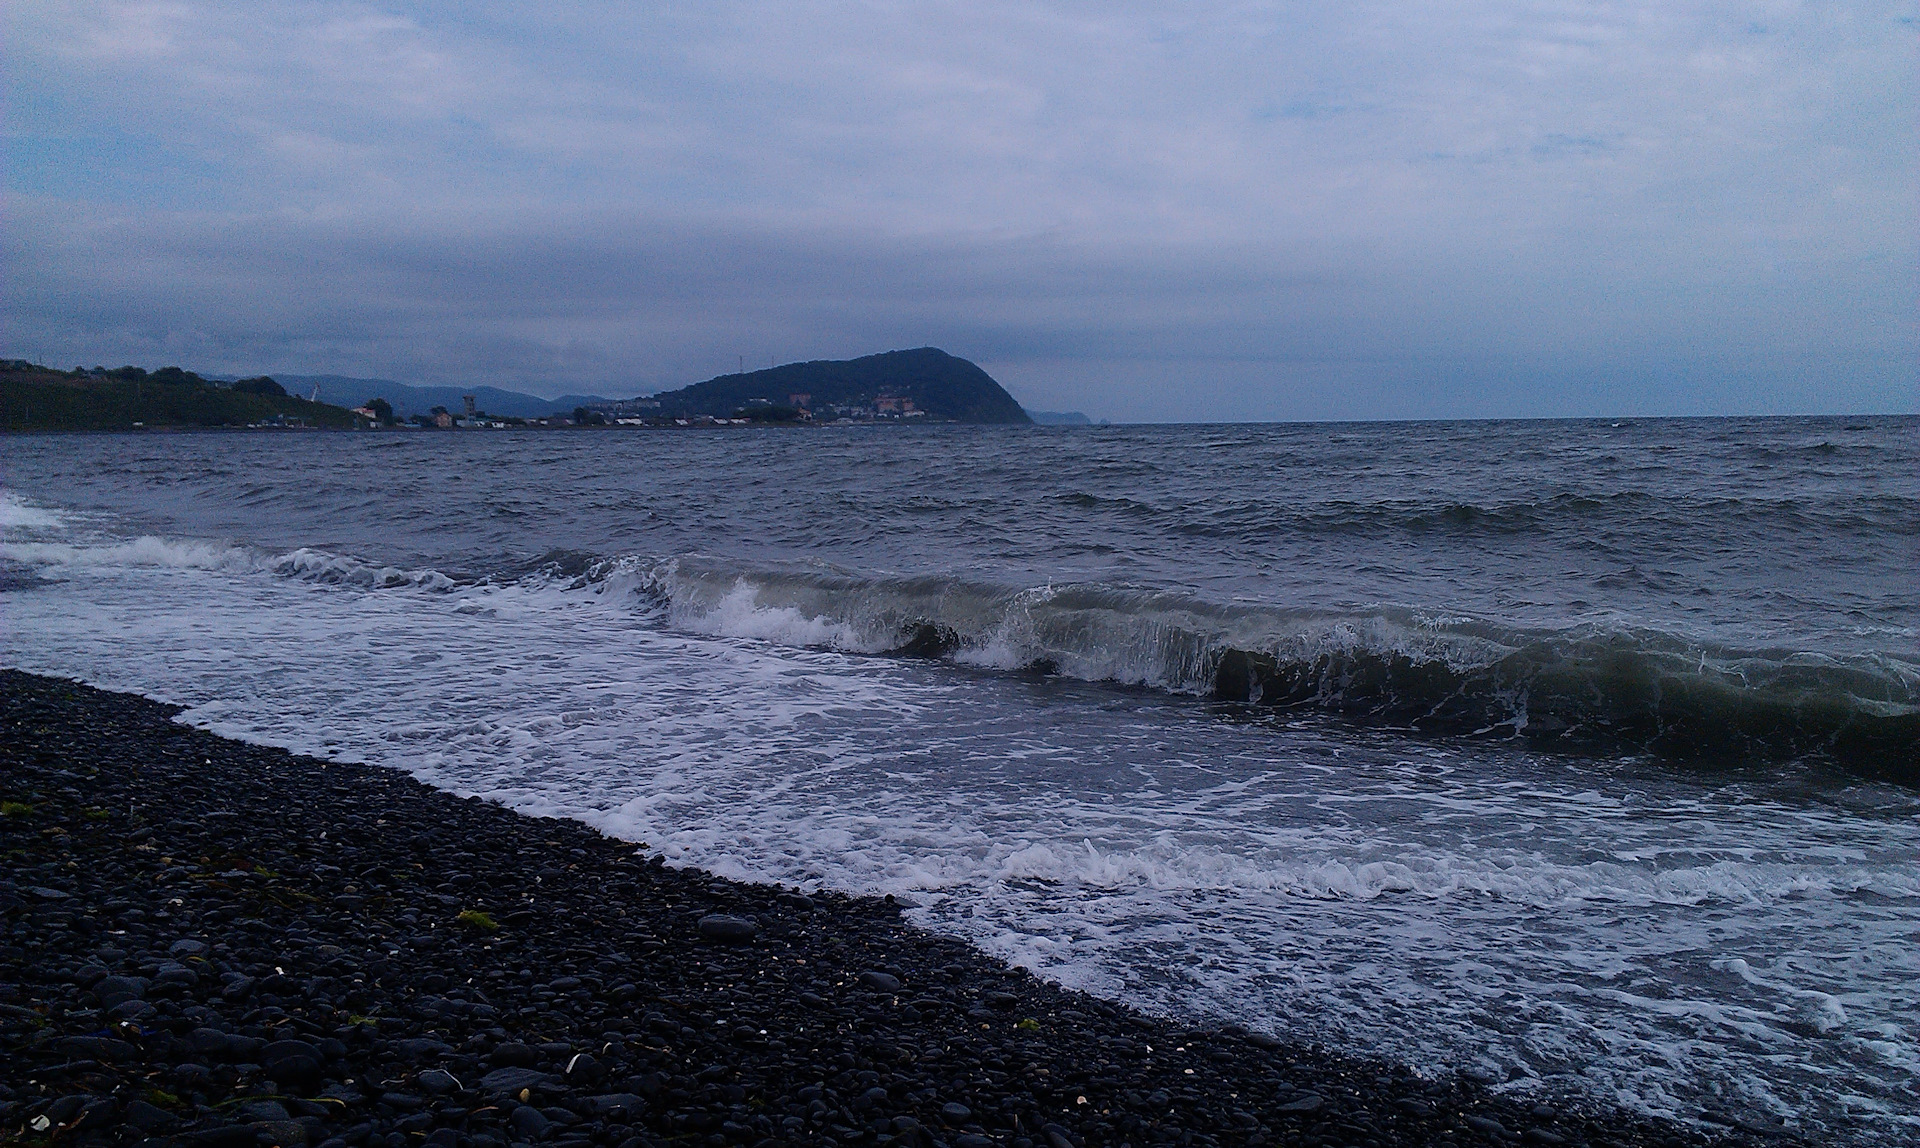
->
0, 671, 1765, 1148
695, 914, 758, 943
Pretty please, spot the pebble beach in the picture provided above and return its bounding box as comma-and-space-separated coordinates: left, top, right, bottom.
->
0, 671, 1771, 1148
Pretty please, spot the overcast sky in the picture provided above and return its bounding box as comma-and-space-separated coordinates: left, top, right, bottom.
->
7, 2, 1915, 420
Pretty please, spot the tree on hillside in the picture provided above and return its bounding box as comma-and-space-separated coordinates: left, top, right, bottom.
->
149, 367, 207, 386
364, 397, 395, 424
233, 376, 286, 397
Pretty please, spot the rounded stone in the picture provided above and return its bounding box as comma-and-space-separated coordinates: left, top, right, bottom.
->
696, 914, 759, 943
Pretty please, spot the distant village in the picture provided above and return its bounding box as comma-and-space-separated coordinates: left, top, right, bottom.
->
354, 391, 932, 429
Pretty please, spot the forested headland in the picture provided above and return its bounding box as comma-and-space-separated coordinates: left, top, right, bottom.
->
0, 361, 361, 431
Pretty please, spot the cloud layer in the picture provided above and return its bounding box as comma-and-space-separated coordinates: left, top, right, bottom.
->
7, 1, 1915, 418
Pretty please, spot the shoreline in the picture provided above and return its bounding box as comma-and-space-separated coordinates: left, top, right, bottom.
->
1, 670, 1769, 1148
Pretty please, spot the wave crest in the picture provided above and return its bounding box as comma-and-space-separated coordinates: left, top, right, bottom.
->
647, 562, 1919, 778
10, 526, 1913, 778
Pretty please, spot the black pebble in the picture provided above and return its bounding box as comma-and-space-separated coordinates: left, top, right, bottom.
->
0, 670, 1767, 1148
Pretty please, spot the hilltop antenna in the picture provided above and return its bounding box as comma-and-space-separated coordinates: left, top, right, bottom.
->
739, 355, 744, 375
309, 384, 320, 402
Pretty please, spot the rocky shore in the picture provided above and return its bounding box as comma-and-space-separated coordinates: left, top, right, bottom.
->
2, 671, 1770, 1148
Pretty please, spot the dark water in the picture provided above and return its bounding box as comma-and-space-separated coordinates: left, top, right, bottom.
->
10, 417, 1917, 772
4, 416, 1918, 1140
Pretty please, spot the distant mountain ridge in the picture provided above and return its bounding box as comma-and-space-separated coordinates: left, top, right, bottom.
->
266, 376, 618, 420
650, 348, 1030, 424
246, 350, 1032, 424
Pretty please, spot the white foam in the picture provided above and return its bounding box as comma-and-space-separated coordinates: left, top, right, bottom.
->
1, 535, 258, 570
0, 513, 460, 592
271, 548, 458, 591
0, 490, 65, 530
7, 545, 1919, 1143
671, 579, 882, 651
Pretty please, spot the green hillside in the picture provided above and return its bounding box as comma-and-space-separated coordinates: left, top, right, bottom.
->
1, 361, 362, 431
651, 348, 1031, 424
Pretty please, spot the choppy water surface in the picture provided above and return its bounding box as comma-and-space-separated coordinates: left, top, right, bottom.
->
4, 418, 1917, 1141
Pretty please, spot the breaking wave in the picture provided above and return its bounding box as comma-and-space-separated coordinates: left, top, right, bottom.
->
9, 526, 1916, 778
0, 534, 460, 591
632, 559, 1919, 779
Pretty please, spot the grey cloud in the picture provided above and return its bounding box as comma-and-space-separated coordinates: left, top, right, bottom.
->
6, 1, 1914, 418
10, 201, 1908, 418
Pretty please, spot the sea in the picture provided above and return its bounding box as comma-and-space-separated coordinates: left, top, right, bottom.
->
3, 417, 1916, 1141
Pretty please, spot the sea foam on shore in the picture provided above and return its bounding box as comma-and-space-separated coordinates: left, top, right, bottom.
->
0, 671, 1758, 1148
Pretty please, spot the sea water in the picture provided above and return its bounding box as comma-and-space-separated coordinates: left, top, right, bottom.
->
3, 418, 1916, 1141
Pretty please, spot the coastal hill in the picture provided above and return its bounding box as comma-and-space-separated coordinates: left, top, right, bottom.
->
0, 360, 359, 431
1028, 409, 1093, 425
650, 348, 1031, 424
264, 375, 620, 421
0, 349, 1035, 429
